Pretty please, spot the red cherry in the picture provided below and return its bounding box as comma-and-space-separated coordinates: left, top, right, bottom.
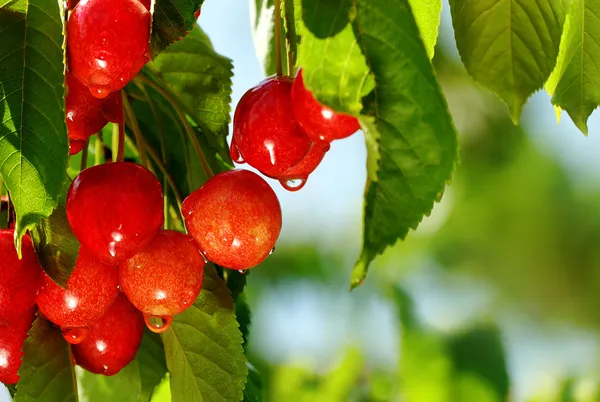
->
72, 293, 144, 376
67, 0, 150, 98
69, 139, 87, 155
67, 0, 78, 9
0, 307, 36, 384
66, 162, 164, 263
99, 90, 123, 124
65, 72, 108, 141
291, 69, 360, 142
277, 141, 330, 191
194, 8, 201, 18
36, 247, 120, 344
182, 169, 282, 270
139, 0, 150, 10
119, 230, 205, 333
232, 76, 312, 177
0, 230, 43, 323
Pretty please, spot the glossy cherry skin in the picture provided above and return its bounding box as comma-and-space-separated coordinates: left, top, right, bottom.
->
36, 247, 120, 344
276, 141, 330, 191
0, 230, 43, 323
67, 0, 151, 98
291, 69, 360, 142
65, 72, 108, 141
232, 76, 312, 177
0, 307, 36, 384
69, 139, 86, 155
72, 293, 144, 376
182, 169, 282, 270
119, 230, 205, 333
66, 162, 164, 263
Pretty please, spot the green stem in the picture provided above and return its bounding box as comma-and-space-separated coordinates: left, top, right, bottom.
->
94, 135, 103, 166
134, 74, 214, 178
80, 138, 89, 171
122, 94, 150, 168
274, 0, 283, 77
282, 0, 297, 76
116, 90, 126, 163
112, 123, 119, 162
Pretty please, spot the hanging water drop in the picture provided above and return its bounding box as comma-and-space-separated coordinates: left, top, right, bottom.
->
229, 141, 245, 164
62, 326, 89, 345
144, 315, 173, 334
269, 247, 275, 255
280, 178, 306, 192
237, 269, 246, 275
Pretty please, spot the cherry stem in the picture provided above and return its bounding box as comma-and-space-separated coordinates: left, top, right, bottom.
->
80, 138, 89, 171
116, 90, 125, 163
94, 135, 103, 165
282, 0, 296, 76
274, 0, 283, 77
134, 74, 214, 178
122, 94, 150, 168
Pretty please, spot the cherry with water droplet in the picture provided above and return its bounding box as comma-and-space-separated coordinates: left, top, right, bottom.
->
0, 230, 43, 323
72, 293, 144, 376
0, 307, 36, 384
232, 76, 312, 177
66, 162, 164, 263
291, 68, 360, 142
36, 247, 120, 344
119, 230, 205, 333
182, 169, 282, 270
276, 141, 330, 191
67, 0, 151, 98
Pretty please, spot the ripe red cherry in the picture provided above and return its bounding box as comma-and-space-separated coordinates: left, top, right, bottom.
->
72, 293, 144, 376
66, 72, 108, 141
36, 247, 119, 344
66, 162, 163, 263
119, 230, 205, 333
0, 230, 43, 323
277, 141, 330, 191
67, 0, 151, 98
182, 169, 282, 270
232, 76, 311, 177
291, 69, 360, 142
69, 139, 86, 155
0, 307, 36, 384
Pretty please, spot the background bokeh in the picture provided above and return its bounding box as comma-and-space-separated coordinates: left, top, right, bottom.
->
5, 1, 600, 401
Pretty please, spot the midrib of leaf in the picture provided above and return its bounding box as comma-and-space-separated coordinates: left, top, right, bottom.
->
579, 0, 584, 122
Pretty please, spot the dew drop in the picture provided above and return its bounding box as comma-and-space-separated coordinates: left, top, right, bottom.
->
280, 178, 306, 192
89, 86, 110, 99
229, 142, 245, 164
144, 315, 173, 334
237, 270, 246, 275
62, 326, 89, 344
269, 247, 275, 255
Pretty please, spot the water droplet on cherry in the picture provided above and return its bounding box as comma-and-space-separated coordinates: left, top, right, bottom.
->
280, 178, 306, 192
229, 142, 245, 164
144, 315, 172, 333
269, 247, 275, 255
89, 86, 110, 99
62, 326, 89, 344
237, 270, 246, 274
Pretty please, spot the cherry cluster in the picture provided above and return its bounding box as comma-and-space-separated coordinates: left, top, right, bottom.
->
0, 162, 282, 382
231, 69, 360, 191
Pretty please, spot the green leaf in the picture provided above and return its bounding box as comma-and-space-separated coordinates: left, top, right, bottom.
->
78, 331, 166, 402
0, 0, 69, 250
151, 0, 203, 58
243, 363, 263, 402
408, 0, 442, 59
149, 26, 234, 154
449, 0, 567, 122
350, 0, 459, 288
30, 204, 79, 288
14, 317, 77, 402
296, 0, 371, 115
545, 0, 600, 134
162, 265, 247, 402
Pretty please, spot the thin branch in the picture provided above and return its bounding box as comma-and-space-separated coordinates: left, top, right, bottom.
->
274, 0, 283, 76
122, 94, 150, 168
116, 90, 125, 163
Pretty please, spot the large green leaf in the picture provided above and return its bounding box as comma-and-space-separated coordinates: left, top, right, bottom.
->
0, 0, 69, 250
162, 265, 247, 402
14, 317, 77, 402
449, 0, 567, 122
546, 0, 600, 134
151, 0, 204, 58
30, 204, 79, 288
350, 0, 459, 288
296, 0, 371, 115
147, 26, 233, 160
78, 331, 167, 402
408, 0, 442, 59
